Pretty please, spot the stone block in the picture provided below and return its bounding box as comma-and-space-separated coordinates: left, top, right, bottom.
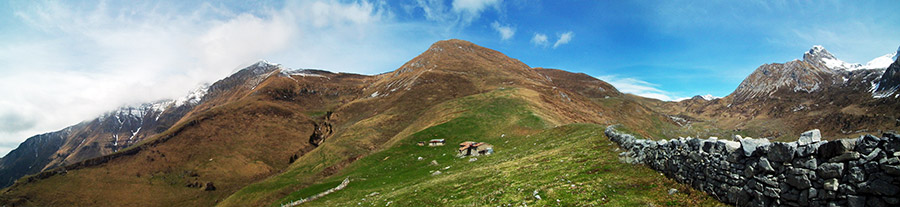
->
847, 195, 866, 207
769, 142, 796, 162
817, 162, 844, 179
818, 139, 856, 159
856, 134, 881, 155
741, 138, 770, 157
882, 164, 900, 176
863, 148, 884, 163
797, 129, 821, 145
858, 177, 899, 195
758, 157, 775, 173
848, 167, 865, 183
884, 133, 900, 154
785, 173, 811, 189
828, 151, 859, 162
824, 178, 839, 191
794, 156, 817, 170
720, 140, 741, 153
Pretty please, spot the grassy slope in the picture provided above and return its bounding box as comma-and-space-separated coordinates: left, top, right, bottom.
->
0, 97, 318, 207
248, 89, 722, 206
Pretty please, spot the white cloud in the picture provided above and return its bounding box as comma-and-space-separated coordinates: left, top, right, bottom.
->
531, 31, 574, 48
0, 0, 441, 156
490, 21, 515, 40
596, 75, 683, 101
413, 0, 502, 31
416, 0, 452, 22
531, 33, 549, 47
553, 31, 574, 48
452, 0, 502, 23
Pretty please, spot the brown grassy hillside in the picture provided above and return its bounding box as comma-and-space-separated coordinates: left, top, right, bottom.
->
0, 39, 682, 206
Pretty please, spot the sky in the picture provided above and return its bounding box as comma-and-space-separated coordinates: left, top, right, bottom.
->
1, 0, 899, 156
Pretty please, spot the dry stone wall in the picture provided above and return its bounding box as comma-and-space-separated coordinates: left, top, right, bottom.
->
605, 126, 900, 207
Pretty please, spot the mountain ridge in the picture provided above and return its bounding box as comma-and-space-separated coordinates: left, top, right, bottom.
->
0, 61, 291, 189
2, 39, 896, 206
0, 39, 680, 206
647, 44, 900, 140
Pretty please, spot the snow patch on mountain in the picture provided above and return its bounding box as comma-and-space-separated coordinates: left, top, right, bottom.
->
281, 69, 326, 78
175, 84, 210, 106
858, 52, 898, 70
699, 94, 719, 100
807, 45, 895, 71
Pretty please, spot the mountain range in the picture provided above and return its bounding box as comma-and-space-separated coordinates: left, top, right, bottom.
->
0, 39, 897, 206
635, 45, 900, 141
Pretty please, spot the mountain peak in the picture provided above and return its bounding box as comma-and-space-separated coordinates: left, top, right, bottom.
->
803, 45, 864, 71
429, 39, 475, 48
804, 45, 837, 62
423, 39, 484, 56
393, 39, 532, 75
807, 45, 833, 58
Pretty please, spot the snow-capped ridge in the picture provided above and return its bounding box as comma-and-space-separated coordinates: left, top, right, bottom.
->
227, 60, 284, 77
280, 68, 327, 78
175, 83, 210, 106
255, 59, 278, 68
859, 52, 898, 70
804, 45, 896, 71
699, 94, 719, 101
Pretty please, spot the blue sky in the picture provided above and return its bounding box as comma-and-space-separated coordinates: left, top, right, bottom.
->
1, 0, 899, 156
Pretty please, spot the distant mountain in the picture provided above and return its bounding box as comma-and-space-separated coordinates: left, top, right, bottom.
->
732, 45, 895, 101
657, 45, 900, 139
0, 94, 195, 188
0, 62, 286, 189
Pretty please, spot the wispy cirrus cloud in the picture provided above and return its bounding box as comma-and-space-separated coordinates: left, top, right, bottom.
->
491, 21, 515, 40
412, 0, 502, 31
553, 31, 574, 48
596, 75, 685, 101
451, 0, 502, 23
532, 31, 574, 48
531, 33, 549, 47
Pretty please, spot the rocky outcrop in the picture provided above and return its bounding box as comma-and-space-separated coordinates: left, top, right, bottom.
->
606, 126, 900, 206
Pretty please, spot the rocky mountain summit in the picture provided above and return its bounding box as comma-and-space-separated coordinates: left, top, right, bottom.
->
732, 45, 896, 102
651, 45, 900, 139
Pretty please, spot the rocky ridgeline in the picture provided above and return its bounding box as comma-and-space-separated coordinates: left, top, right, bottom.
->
605, 126, 900, 207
